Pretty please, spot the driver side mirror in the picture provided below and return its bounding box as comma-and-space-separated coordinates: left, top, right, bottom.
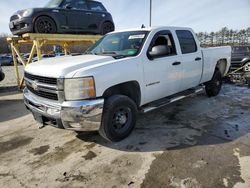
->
148, 45, 171, 60
64, 4, 72, 9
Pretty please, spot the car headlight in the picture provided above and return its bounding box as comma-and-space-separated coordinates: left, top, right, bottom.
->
19, 9, 33, 17
64, 77, 96, 100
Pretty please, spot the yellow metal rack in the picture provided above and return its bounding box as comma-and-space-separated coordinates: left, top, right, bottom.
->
7, 33, 102, 89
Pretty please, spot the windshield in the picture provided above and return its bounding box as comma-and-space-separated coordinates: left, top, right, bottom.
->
45, 0, 63, 8
86, 31, 149, 58
232, 46, 250, 53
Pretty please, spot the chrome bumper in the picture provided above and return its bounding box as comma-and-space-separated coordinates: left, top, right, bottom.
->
23, 88, 104, 131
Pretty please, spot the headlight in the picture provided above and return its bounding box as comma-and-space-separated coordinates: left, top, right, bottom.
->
64, 77, 96, 100
20, 9, 33, 17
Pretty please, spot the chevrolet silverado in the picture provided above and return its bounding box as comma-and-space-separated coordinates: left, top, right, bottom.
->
23, 26, 231, 142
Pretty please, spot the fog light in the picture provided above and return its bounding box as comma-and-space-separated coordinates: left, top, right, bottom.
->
47, 108, 60, 116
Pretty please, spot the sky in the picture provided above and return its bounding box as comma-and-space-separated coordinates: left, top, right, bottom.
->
0, 0, 249, 34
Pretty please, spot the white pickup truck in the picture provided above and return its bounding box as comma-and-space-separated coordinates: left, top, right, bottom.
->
24, 26, 231, 142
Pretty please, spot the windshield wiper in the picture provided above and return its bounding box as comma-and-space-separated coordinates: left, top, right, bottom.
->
96, 51, 117, 55
84, 51, 96, 55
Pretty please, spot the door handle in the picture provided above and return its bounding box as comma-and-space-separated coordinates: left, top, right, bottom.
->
86, 12, 92, 15
172, 62, 181, 66
195, 57, 202, 61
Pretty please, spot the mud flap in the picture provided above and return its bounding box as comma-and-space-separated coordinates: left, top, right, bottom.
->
32, 112, 45, 129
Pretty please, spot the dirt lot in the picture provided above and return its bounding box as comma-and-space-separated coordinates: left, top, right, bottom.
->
0, 66, 250, 188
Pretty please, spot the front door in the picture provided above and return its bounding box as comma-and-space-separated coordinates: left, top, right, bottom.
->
143, 30, 183, 104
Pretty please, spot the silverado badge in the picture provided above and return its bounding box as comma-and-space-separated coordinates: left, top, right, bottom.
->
32, 80, 39, 91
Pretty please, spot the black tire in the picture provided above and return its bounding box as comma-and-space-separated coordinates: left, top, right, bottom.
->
34, 16, 57, 34
205, 69, 222, 97
0, 72, 5, 82
99, 95, 137, 142
101, 22, 114, 35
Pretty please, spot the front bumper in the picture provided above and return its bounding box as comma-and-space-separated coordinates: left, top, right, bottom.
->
23, 88, 104, 131
9, 17, 33, 35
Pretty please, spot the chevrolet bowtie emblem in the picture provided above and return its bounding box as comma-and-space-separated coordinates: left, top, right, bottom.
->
32, 80, 39, 91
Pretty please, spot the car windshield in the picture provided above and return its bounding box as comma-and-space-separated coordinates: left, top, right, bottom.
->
85, 31, 149, 58
45, 0, 63, 8
232, 46, 250, 53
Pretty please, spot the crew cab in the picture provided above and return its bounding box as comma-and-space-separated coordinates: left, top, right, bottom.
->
23, 27, 231, 142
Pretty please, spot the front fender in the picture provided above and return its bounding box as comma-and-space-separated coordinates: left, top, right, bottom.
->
32, 11, 66, 32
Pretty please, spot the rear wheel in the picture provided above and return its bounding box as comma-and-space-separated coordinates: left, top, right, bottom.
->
34, 16, 57, 34
205, 69, 222, 97
101, 22, 114, 35
99, 95, 137, 142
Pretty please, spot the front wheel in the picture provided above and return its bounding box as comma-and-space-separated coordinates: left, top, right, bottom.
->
34, 16, 57, 34
205, 69, 222, 97
99, 95, 137, 142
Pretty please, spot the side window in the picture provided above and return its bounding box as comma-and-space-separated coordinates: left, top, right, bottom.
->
88, 2, 106, 11
148, 31, 177, 58
62, 0, 87, 10
176, 30, 197, 54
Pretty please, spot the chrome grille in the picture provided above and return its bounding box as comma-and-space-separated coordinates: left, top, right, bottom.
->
24, 72, 59, 101
26, 85, 58, 100
24, 72, 57, 85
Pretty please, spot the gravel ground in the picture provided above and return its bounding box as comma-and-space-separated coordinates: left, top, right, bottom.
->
0, 66, 250, 188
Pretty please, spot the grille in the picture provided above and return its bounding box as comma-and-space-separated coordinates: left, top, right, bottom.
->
10, 15, 19, 21
24, 72, 57, 85
25, 72, 58, 101
27, 85, 58, 101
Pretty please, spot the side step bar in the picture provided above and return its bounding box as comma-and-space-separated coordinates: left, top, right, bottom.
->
141, 86, 204, 113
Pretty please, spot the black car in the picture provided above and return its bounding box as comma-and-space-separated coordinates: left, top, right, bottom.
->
9, 0, 115, 36
230, 46, 250, 87
0, 55, 14, 66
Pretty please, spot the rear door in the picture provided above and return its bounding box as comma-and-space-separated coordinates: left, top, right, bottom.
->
86, 1, 107, 30
143, 30, 183, 104
175, 30, 203, 90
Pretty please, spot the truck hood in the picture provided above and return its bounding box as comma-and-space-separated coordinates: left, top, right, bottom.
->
25, 55, 115, 78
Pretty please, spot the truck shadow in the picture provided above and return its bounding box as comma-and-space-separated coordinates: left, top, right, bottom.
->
0, 86, 20, 96
0, 99, 29, 123
76, 85, 250, 152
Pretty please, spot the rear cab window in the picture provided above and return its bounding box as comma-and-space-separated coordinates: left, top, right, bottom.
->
176, 30, 197, 54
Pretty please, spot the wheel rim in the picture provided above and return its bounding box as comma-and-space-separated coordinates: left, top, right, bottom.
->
112, 106, 132, 133
103, 23, 113, 34
37, 19, 54, 33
